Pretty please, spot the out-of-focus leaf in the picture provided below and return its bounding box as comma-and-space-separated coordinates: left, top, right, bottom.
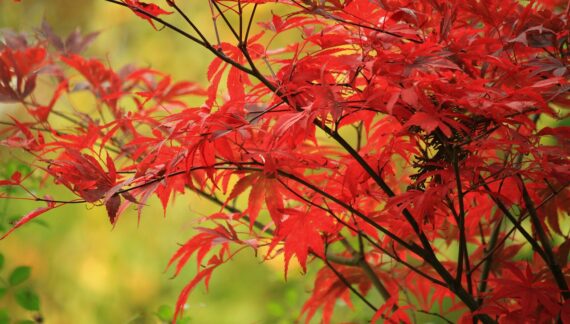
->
0, 288, 7, 299
0, 309, 9, 324
9, 266, 31, 286
286, 288, 299, 304
267, 302, 285, 317
155, 305, 173, 321
177, 317, 191, 324
0, 253, 4, 270
14, 288, 40, 311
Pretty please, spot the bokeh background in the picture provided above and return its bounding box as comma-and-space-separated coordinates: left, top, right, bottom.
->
0, 1, 373, 323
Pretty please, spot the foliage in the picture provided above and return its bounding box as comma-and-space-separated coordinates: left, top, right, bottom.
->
1, 0, 569, 323
0, 162, 43, 323
0, 253, 43, 323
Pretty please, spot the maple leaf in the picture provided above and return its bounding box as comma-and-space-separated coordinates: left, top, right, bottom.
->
167, 229, 228, 276
481, 264, 563, 321
268, 208, 335, 276
1, 199, 57, 239
45, 150, 121, 223
0, 46, 46, 102
0, 170, 22, 186
165, 223, 253, 322
0, 117, 45, 151
136, 75, 206, 107
301, 264, 377, 324
39, 20, 100, 54
371, 295, 411, 323
224, 173, 284, 229
1, 1, 570, 323
61, 54, 122, 112
173, 266, 215, 322
123, 0, 173, 30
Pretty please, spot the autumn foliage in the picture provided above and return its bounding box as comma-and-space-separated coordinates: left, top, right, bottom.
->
1, 0, 570, 322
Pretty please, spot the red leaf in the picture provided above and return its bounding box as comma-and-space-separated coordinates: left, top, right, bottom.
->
0, 171, 22, 186
173, 267, 215, 323
105, 194, 121, 225
123, 0, 173, 30
224, 173, 258, 207
227, 67, 245, 101
1, 199, 57, 239
270, 208, 334, 276
61, 54, 122, 111
0, 46, 46, 102
404, 112, 451, 136
247, 175, 265, 228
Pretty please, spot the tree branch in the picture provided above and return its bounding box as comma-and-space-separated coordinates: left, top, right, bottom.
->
518, 175, 570, 300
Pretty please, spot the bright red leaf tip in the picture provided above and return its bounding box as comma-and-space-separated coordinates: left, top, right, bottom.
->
123, 0, 173, 30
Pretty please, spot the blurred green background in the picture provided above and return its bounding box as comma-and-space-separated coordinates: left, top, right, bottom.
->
0, 1, 373, 323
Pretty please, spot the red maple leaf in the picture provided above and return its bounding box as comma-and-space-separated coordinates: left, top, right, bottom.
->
123, 0, 173, 30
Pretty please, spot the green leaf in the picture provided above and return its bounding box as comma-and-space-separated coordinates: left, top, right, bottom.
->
14, 288, 40, 311
9, 266, 31, 286
177, 317, 191, 324
0, 309, 9, 324
285, 288, 298, 305
16, 164, 31, 176
0, 186, 14, 195
267, 302, 285, 317
155, 305, 174, 321
0, 254, 4, 271
0, 288, 7, 299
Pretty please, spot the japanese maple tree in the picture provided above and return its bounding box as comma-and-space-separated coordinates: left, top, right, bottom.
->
1, 0, 569, 322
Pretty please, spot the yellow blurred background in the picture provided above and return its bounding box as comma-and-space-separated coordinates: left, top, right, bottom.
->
0, 1, 373, 323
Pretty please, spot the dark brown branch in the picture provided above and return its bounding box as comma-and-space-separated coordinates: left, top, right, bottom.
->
452, 149, 472, 294
518, 175, 570, 300
481, 179, 548, 261
209, 0, 241, 42
244, 3, 257, 45
471, 182, 569, 275
477, 215, 503, 305
355, 234, 393, 303
168, 1, 211, 45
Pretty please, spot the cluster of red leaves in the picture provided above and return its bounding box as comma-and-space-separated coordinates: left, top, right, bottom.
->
1, 0, 569, 323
